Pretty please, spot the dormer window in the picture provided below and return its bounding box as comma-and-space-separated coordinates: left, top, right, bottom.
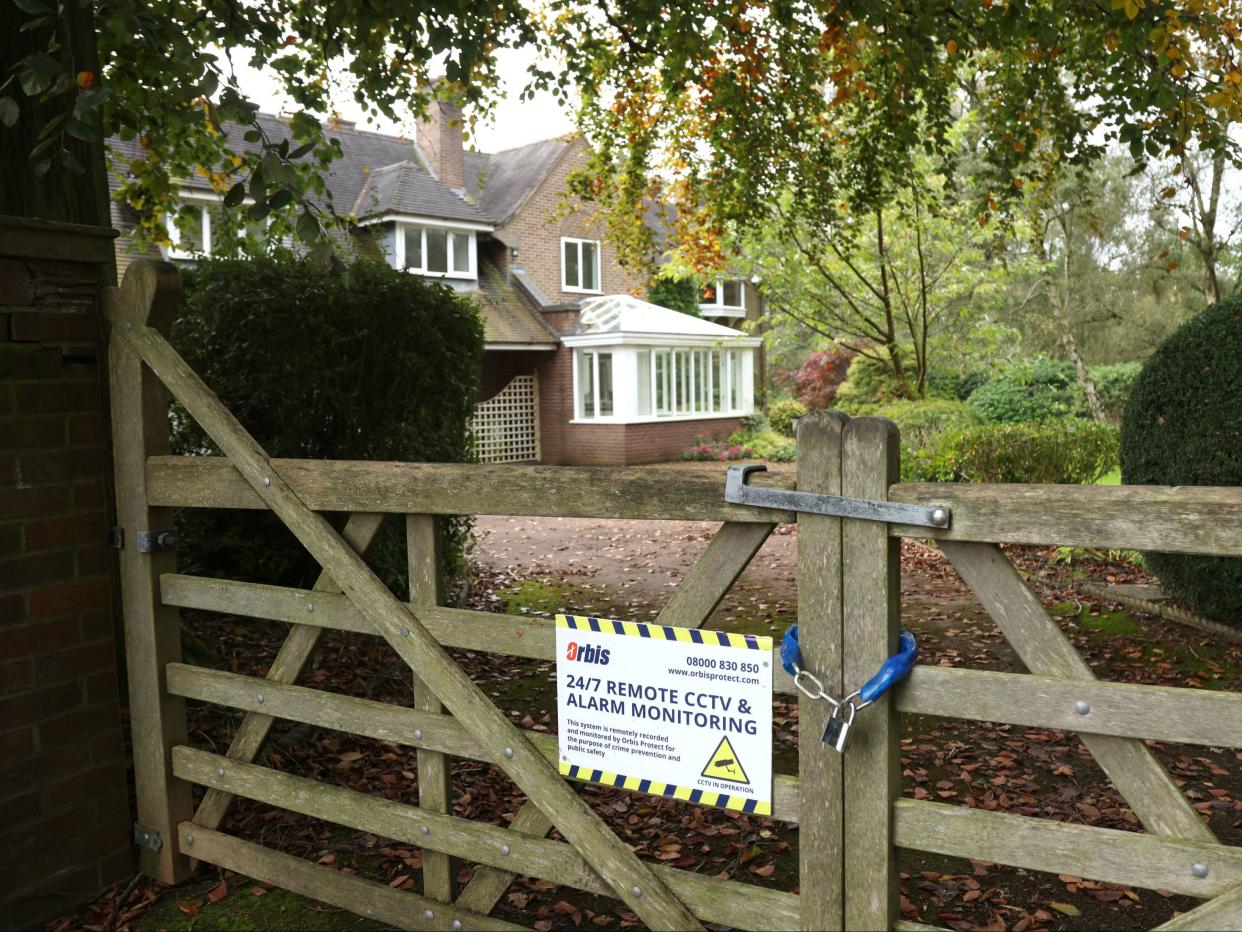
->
700, 279, 746, 317
390, 221, 477, 279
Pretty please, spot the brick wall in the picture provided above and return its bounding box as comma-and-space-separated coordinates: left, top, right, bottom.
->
499, 138, 647, 305
0, 218, 131, 930
532, 343, 741, 466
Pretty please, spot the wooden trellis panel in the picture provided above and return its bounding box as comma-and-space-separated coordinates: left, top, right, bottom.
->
469, 374, 539, 464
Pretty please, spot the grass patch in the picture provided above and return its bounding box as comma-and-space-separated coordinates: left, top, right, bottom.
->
137, 877, 386, 931
1096, 465, 1121, 485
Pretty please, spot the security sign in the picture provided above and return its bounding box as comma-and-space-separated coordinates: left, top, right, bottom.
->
555, 614, 773, 815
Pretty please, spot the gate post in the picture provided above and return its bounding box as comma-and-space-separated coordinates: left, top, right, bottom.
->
841, 417, 902, 929
105, 262, 194, 882
795, 411, 848, 930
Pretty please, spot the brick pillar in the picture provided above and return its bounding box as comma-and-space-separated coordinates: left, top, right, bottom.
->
0, 216, 131, 930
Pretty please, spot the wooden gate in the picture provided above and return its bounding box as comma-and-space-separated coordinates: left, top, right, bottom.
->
108, 260, 1242, 930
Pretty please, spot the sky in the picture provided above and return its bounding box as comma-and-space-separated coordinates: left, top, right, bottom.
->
226, 45, 577, 152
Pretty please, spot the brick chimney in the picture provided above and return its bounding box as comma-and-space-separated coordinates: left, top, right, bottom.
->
416, 90, 466, 192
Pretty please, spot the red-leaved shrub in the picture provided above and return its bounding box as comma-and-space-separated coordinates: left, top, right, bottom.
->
778, 347, 854, 409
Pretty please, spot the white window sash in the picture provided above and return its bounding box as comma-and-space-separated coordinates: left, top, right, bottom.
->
394, 223, 476, 279
561, 238, 602, 293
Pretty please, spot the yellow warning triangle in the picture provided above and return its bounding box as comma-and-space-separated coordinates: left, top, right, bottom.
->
701, 735, 749, 785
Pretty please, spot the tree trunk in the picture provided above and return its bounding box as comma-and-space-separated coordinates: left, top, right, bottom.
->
1047, 227, 1105, 421
0, 0, 110, 225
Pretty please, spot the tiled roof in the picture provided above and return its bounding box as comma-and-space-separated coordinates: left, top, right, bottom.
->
475, 259, 558, 345
350, 160, 489, 224
463, 138, 572, 224
109, 113, 488, 224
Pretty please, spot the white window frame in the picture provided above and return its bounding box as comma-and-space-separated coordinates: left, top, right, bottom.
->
165, 190, 270, 260
165, 194, 218, 259
561, 237, 602, 294
391, 221, 478, 280
699, 278, 746, 318
574, 348, 616, 420
568, 341, 756, 424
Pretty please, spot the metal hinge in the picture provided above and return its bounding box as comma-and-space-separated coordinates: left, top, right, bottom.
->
108, 527, 124, 550
133, 823, 164, 852
725, 464, 951, 529
135, 529, 179, 553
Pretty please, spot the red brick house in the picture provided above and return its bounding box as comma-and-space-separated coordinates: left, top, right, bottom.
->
110, 103, 763, 465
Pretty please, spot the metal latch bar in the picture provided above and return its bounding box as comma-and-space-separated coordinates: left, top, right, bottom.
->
725, 464, 951, 529
133, 822, 163, 852
135, 529, 179, 553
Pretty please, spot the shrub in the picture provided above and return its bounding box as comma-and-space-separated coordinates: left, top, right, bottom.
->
1090, 361, 1142, 423
966, 359, 1085, 423
917, 420, 1119, 484
834, 347, 916, 413
171, 254, 485, 592
740, 411, 768, 433
926, 368, 990, 401
731, 427, 796, 462
1120, 297, 1242, 622
873, 398, 981, 450
768, 399, 808, 436
777, 346, 854, 409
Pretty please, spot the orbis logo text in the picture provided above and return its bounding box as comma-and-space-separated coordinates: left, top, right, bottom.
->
565, 641, 610, 665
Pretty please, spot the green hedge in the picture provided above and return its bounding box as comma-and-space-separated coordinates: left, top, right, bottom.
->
873, 398, 980, 450
906, 420, 1118, 484
170, 254, 484, 592
966, 359, 1084, 423
1091, 361, 1142, 423
1120, 297, 1242, 622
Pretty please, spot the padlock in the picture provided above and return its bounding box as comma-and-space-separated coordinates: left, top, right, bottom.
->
821, 700, 857, 753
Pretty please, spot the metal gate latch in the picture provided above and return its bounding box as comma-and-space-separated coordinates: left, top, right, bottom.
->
135, 529, 179, 553
724, 464, 951, 529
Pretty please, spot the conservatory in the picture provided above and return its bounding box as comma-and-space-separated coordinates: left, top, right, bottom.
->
562, 294, 762, 424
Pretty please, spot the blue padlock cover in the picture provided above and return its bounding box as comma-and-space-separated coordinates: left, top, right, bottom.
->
858, 630, 919, 704
780, 625, 801, 677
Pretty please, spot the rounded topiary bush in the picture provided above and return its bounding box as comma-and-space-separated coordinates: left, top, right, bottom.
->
171, 253, 484, 593
1120, 297, 1242, 623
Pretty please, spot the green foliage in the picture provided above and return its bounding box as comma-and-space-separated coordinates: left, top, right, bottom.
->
833, 349, 915, 414
5, 0, 533, 259
874, 399, 980, 450
733, 427, 796, 462
1090, 361, 1143, 423
908, 420, 1118, 484
1120, 297, 1242, 623
767, 399, 807, 437
925, 368, 990, 402
649, 277, 701, 317
966, 359, 1085, 423
170, 253, 484, 591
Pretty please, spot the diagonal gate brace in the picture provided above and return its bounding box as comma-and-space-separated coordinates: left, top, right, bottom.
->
725, 463, 951, 529
105, 262, 703, 932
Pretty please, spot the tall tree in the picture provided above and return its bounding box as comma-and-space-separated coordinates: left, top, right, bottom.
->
2, 0, 534, 249
739, 170, 1008, 398
546, 0, 1242, 276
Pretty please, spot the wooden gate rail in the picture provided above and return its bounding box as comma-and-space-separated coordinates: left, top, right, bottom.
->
146, 456, 1242, 556
894, 800, 1242, 898
172, 747, 800, 930
164, 662, 804, 822
178, 823, 521, 931
159, 573, 799, 695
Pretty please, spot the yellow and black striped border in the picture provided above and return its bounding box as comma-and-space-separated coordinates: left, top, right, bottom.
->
559, 762, 772, 816
556, 613, 772, 652
556, 613, 772, 815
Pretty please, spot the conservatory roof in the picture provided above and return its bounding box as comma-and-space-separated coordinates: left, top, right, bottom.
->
575, 294, 755, 339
